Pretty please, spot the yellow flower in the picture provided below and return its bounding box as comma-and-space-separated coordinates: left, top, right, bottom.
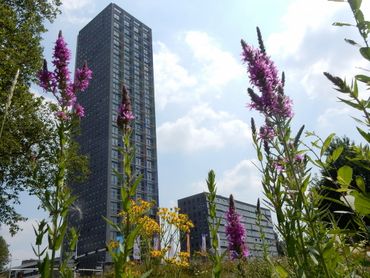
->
108, 240, 119, 249
178, 251, 190, 258
150, 250, 163, 258
138, 215, 160, 236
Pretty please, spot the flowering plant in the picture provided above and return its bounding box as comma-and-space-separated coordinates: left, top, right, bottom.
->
34, 31, 92, 278
104, 85, 153, 278
242, 28, 350, 277
205, 170, 225, 278
225, 194, 248, 260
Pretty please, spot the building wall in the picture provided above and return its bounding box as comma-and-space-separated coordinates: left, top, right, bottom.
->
178, 193, 278, 257
70, 3, 158, 268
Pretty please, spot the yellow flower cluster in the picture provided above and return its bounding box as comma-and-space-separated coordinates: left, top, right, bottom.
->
107, 240, 119, 250
118, 198, 154, 222
138, 215, 160, 236
157, 207, 194, 233
150, 247, 169, 258
164, 255, 190, 268
178, 251, 190, 259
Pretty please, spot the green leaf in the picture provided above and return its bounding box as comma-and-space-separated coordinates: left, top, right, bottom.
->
351, 190, 370, 215
129, 174, 142, 196
355, 74, 370, 84
338, 97, 361, 109
333, 22, 352, 27
360, 47, 370, 61
337, 165, 353, 187
54, 219, 68, 250
321, 133, 335, 157
356, 127, 370, 143
353, 79, 359, 98
356, 176, 366, 193
257, 149, 263, 161
344, 38, 361, 46
331, 146, 344, 162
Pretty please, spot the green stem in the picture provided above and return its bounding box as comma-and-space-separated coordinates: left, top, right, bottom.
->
277, 120, 332, 278
50, 121, 65, 278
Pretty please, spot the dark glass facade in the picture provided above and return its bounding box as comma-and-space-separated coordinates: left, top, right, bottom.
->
70, 3, 159, 268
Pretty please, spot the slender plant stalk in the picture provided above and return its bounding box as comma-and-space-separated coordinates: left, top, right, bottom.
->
0, 69, 19, 140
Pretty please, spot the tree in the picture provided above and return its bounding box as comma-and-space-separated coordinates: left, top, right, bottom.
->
0, 236, 10, 272
317, 136, 370, 232
0, 1, 91, 234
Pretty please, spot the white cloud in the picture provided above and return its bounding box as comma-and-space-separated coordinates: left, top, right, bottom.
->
61, 0, 93, 25
300, 59, 330, 98
317, 106, 351, 128
192, 159, 264, 206
267, 0, 343, 58
153, 42, 197, 109
266, 0, 370, 101
157, 104, 251, 153
153, 32, 244, 110
62, 0, 90, 11
184, 31, 244, 88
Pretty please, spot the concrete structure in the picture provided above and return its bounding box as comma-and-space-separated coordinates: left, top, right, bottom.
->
70, 3, 158, 268
178, 193, 278, 257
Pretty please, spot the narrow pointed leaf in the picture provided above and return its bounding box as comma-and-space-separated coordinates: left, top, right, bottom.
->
321, 133, 335, 156
333, 22, 352, 26
356, 127, 370, 143
355, 74, 370, 84
338, 97, 361, 109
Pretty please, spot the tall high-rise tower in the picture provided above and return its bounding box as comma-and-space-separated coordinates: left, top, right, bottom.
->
71, 3, 159, 268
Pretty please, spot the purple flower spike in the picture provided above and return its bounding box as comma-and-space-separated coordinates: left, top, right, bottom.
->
74, 62, 93, 92
259, 125, 275, 141
56, 111, 69, 121
74, 103, 85, 118
38, 60, 53, 91
241, 39, 293, 120
37, 31, 92, 121
117, 86, 135, 130
53, 31, 72, 88
226, 194, 249, 260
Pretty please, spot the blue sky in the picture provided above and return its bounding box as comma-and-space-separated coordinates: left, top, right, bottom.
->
2, 0, 369, 262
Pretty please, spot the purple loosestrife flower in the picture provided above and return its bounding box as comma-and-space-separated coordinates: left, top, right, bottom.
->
53, 31, 72, 90
74, 103, 85, 118
259, 125, 275, 141
225, 194, 249, 260
74, 62, 93, 92
56, 111, 69, 121
38, 60, 54, 91
117, 85, 135, 130
38, 31, 92, 120
241, 39, 293, 120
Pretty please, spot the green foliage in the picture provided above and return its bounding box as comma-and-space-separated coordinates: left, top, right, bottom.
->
0, 0, 62, 233
105, 115, 152, 278
0, 236, 10, 272
0, 94, 57, 234
317, 136, 369, 237
324, 0, 370, 222
205, 170, 225, 278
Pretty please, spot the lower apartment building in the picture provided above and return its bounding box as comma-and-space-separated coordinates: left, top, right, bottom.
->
178, 192, 278, 257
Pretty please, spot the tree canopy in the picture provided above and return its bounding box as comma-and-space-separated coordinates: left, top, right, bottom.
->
317, 136, 370, 232
0, 1, 63, 234
0, 236, 10, 272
